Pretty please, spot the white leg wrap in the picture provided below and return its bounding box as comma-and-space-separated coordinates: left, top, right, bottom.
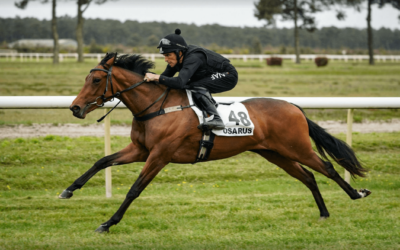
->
358, 189, 371, 198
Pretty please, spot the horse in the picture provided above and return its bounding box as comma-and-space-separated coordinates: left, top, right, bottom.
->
59, 53, 371, 233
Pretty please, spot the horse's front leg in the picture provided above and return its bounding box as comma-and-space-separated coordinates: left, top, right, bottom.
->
95, 152, 167, 233
59, 142, 148, 199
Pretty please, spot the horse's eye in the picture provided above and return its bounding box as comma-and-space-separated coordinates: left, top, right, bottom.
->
93, 78, 101, 84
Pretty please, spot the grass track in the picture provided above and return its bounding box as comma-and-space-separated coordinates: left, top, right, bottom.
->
1, 133, 399, 249
1, 57, 400, 249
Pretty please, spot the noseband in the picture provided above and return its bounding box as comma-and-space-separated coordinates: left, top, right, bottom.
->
88, 66, 169, 122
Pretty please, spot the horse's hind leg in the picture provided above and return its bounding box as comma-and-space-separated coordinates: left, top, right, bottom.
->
59, 142, 148, 199
296, 153, 371, 200
254, 150, 330, 219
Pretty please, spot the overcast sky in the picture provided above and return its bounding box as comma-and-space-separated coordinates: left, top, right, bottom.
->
1, 0, 399, 30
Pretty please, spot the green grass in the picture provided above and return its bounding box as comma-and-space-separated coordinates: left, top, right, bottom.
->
0, 58, 399, 125
1, 133, 399, 249
0, 57, 399, 248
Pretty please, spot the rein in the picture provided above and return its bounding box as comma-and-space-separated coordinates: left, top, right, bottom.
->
89, 66, 171, 122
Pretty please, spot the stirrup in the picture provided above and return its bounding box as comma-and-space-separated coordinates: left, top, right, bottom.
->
197, 123, 210, 131
197, 121, 225, 130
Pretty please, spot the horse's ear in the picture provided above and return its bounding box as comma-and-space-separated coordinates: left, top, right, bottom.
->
104, 52, 117, 69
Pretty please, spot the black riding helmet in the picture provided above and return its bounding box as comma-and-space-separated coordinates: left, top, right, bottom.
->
157, 29, 187, 53
157, 29, 188, 67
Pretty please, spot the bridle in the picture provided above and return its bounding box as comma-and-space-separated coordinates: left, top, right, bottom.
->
88, 66, 170, 122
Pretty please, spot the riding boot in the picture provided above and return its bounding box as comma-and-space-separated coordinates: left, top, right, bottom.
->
192, 88, 225, 130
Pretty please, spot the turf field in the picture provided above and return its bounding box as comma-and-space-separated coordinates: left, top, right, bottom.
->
0, 57, 399, 249
0, 133, 399, 249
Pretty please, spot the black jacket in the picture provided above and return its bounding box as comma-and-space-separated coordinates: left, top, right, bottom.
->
158, 45, 230, 89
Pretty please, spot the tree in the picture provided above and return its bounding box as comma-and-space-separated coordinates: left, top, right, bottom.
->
127, 33, 142, 47
254, 0, 336, 64
51, 0, 59, 63
251, 37, 263, 54
75, 0, 109, 62
3, 17, 400, 51
364, 0, 399, 65
339, 0, 399, 64
147, 34, 158, 47
15, 0, 60, 64
89, 39, 103, 53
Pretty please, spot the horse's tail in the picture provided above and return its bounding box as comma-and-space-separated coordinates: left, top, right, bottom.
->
293, 104, 368, 178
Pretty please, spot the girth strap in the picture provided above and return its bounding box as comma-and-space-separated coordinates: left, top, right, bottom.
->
134, 104, 194, 122
195, 130, 216, 162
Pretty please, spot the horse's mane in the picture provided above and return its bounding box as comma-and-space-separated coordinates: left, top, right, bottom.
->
100, 52, 155, 76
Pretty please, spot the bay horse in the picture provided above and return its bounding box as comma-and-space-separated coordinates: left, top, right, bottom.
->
59, 53, 371, 233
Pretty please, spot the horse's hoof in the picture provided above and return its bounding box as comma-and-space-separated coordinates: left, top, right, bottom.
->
95, 224, 110, 233
319, 216, 328, 221
358, 189, 372, 198
58, 190, 73, 199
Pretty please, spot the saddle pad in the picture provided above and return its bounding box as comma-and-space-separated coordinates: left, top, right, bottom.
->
186, 90, 254, 136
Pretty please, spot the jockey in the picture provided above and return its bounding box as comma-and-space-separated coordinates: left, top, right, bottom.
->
144, 29, 238, 130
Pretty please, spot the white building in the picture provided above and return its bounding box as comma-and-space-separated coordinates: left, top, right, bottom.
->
8, 39, 77, 49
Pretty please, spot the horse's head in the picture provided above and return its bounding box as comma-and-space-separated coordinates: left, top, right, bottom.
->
70, 53, 117, 119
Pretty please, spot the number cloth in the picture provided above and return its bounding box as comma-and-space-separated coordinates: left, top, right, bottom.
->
186, 90, 254, 136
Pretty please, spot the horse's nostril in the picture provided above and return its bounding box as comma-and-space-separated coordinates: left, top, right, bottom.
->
70, 105, 81, 114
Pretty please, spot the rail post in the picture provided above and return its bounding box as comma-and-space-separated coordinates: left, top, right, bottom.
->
345, 109, 354, 184
104, 108, 112, 197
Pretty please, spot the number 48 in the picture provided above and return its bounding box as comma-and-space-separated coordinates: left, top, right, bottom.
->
228, 111, 251, 126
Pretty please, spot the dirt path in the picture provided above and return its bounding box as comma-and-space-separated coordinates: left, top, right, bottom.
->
315, 119, 400, 134
0, 120, 399, 139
